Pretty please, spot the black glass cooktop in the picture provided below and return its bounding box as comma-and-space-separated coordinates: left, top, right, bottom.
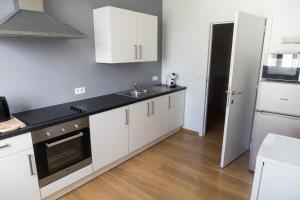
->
14, 105, 85, 126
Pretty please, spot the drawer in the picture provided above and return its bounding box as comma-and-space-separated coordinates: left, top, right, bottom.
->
257, 82, 300, 116
0, 133, 33, 159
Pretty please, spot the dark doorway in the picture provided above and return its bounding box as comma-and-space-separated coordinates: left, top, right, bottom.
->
206, 23, 234, 133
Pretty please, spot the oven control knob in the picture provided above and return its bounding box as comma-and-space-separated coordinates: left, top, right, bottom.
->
74, 124, 79, 129
61, 128, 66, 133
46, 132, 52, 137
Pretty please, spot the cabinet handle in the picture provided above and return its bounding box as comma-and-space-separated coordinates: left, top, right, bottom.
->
125, 109, 129, 125
139, 45, 142, 59
134, 45, 138, 59
0, 144, 10, 149
147, 102, 150, 116
151, 101, 155, 115
168, 96, 171, 109
28, 154, 35, 176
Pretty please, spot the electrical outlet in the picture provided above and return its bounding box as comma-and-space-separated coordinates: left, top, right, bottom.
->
75, 87, 85, 95
152, 76, 159, 81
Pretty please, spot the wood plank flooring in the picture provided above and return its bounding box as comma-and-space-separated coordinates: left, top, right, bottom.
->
60, 119, 253, 200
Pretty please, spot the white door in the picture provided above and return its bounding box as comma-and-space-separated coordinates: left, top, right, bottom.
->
90, 107, 129, 171
149, 96, 167, 140
129, 100, 152, 152
137, 13, 158, 62
166, 91, 186, 133
110, 7, 137, 63
0, 148, 41, 200
221, 11, 266, 168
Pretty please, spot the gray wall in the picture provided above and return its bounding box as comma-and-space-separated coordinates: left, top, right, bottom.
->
0, 0, 162, 113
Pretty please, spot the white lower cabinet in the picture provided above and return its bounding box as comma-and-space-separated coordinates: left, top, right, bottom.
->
0, 147, 41, 200
129, 96, 166, 153
149, 96, 167, 140
90, 106, 129, 171
166, 90, 186, 133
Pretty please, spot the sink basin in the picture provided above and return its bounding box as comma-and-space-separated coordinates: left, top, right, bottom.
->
117, 88, 158, 98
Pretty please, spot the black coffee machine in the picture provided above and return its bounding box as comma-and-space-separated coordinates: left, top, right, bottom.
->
0, 97, 11, 123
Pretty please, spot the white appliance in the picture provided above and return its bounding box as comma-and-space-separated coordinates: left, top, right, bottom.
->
250, 81, 300, 170
251, 134, 300, 200
262, 53, 300, 82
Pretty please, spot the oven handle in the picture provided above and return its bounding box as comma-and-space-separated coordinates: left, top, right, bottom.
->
46, 132, 84, 148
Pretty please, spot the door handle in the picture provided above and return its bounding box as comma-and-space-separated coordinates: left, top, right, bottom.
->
46, 132, 83, 148
233, 91, 243, 95
125, 109, 129, 125
134, 45, 138, 59
139, 45, 142, 59
168, 96, 171, 109
28, 154, 35, 176
151, 101, 155, 115
147, 102, 150, 116
0, 144, 10, 149
225, 90, 243, 95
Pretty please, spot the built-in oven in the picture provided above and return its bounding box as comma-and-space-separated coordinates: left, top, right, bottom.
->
262, 53, 300, 82
31, 117, 92, 187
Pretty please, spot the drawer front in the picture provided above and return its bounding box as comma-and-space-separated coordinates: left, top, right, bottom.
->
0, 133, 33, 159
257, 82, 300, 116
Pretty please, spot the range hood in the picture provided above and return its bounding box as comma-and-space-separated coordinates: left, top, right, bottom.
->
0, 0, 85, 38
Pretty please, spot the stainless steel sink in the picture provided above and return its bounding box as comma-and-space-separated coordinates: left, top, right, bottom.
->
117, 88, 158, 99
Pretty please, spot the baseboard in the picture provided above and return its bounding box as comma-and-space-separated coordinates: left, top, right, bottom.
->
181, 128, 200, 135
43, 128, 180, 200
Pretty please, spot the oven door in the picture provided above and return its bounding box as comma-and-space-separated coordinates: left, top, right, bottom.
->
34, 128, 92, 187
262, 54, 300, 82
262, 65, 300, 82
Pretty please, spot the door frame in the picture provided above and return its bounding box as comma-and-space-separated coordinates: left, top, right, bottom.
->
202, 21, 234, 136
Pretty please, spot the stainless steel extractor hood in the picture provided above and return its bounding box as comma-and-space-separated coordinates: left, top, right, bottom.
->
0, 0, 85, 38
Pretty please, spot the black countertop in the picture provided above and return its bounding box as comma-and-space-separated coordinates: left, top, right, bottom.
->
0, 85, 186, 140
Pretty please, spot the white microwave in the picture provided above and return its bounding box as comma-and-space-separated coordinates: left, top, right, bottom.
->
262, 53, 300, 82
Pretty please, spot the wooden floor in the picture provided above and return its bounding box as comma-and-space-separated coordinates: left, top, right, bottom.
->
60, 117, 253, 200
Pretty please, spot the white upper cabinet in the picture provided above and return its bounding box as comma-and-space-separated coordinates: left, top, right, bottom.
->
136, 13, 158, 62
90, 106, 129, 171
93, 6, 158, 63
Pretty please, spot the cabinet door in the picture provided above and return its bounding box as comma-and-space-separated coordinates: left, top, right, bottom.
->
166, 91, 186, 133
150, 96, 167, 140
129, 101, 152, 152
137, 13, 158, 62
0, 148, 41, 200
90, 107, 129, 171
110, 7, 137, 63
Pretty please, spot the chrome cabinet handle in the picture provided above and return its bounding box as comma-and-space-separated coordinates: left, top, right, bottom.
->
134, 45, 138, 59
28, 154, 35, 176
125, 109, 129, 125
0, 144, 10, 149
168, 96, 171, 109
147, 102, 150, 116
139, 45, 142, 59
151, 101, 155, 115
46, 132, 83, 148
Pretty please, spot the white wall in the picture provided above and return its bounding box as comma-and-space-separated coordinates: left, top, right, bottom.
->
162, 0, 300, 135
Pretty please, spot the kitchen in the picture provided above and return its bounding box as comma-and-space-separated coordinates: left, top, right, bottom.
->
1, 0, 300, 200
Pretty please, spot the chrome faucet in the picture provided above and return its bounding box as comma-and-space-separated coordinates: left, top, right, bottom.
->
134, 82, 139, 90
